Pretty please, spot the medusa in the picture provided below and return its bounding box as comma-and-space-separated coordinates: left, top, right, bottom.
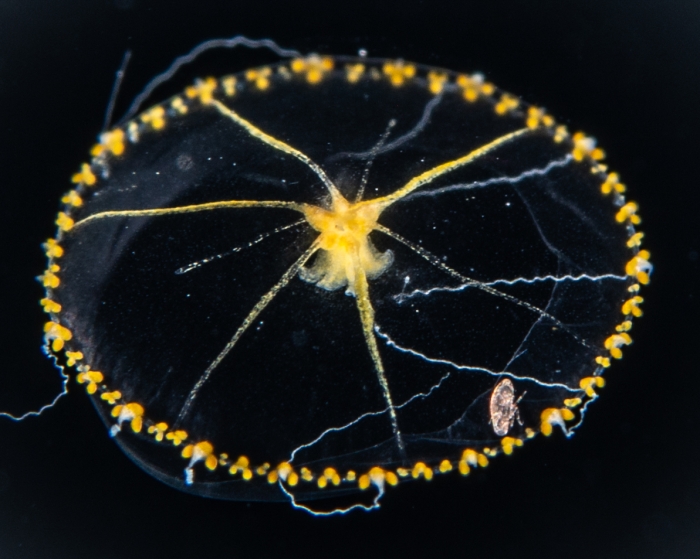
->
33, 45, 650, 514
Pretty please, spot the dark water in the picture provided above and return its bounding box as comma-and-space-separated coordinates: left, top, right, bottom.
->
1, 1, 698, 558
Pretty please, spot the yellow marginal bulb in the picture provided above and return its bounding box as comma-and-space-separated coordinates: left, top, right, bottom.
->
272, 462, 299, 486
456, 73, 494, 102
44, 320, 71, 351
127, 121, 139, 143
291, 55, 334, 84
185, 77, 217, 105
71, 163, 96, 186
564, 397, 583, 408
111, 401, 144, 432
625, 250, 652, 284
246, 67, 272, 91
601, 172, 626, 195
91, 129, 125, 157
228, 455, 253, 480
540, 408, 575, 436
301, 195, 393, 294
346, 63, 365, 84
40, 297, 61, 313
181, 441, 218, 471
553, 125, 569, 143
580, 376, 606, 397
526, 106, 555, 129
501, 436, 524, 455
56, 212, 74, 232
627, 232, 644, 248
65, 350, 83, 366
171, 97, 188, 114
43, 238, 64, 258
358, 466, 399, 490
495, 93, 519, 115
300, 467, 314, 482
222, 76, 237, 96
457, 448, 489, 475
141, 106, 166, 130
427, 71, 448, 95
411, 462, 434, 480
147, 422, 169, 442
605, 332, 632, 358
100, 390, 121, 405
383, 60, 416, 86
616, 201, 641, 224
61, 190, 83, 207
77, 370, 104, 395
571, 132, 605, 161
316, 467, 342, 489
39, 263, 61, 288
622, 295, 644, 317
165, 429, 188, 446
595, 355, 611, 368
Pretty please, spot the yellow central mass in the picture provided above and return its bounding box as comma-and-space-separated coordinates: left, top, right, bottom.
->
300, 195, 393, 294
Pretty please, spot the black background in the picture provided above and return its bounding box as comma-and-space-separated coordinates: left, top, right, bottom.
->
1, 1, 699, 558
